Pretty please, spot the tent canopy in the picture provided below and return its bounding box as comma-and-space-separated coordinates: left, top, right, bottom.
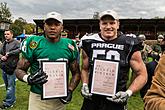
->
16, 33, 25, 38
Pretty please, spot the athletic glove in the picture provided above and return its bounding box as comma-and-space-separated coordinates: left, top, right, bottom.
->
81, 83, 92, 99
106, 90, 132, 103
25, 68, 48, 85
60, 90, 72, 104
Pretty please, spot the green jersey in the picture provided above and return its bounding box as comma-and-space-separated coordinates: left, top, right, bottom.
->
21, 35, 78, 94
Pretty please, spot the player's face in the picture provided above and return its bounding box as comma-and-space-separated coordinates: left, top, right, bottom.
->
100, 16, 119, 40
44, 19, 63, 40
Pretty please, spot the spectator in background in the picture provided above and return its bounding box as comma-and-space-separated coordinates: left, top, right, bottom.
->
0, 29, 20, 109
137, 34, 152, 64
61, 30, 68, 38
140, 54, 160, 98
151, 34, 164, 56
137, 34, 160, 99
144, 37, 165, 110
15, 11, 80, 110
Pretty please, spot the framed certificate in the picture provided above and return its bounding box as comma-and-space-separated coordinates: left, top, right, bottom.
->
41, 61, 68, 99
91, 59, 119, 96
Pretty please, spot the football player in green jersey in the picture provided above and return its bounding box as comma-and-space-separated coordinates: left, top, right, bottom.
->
15, 11, 80, 110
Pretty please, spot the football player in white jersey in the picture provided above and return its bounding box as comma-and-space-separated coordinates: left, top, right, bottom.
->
79, 10, 147, 110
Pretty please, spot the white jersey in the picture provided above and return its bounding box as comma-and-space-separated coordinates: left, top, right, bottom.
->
79, 33, 141, 92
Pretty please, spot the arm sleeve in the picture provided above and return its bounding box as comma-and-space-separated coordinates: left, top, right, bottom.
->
8, 40, 20, 56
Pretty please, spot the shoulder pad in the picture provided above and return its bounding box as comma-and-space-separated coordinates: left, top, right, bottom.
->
85, 33, 94, 36
126, 33, 137, 38
125, 36, 139, 45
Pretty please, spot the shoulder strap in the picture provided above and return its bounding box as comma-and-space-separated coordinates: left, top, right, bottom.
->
126, 38, 134, 64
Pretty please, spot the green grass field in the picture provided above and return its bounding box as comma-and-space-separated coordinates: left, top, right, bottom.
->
0, 75, 144, 110
0, 55, 144, 110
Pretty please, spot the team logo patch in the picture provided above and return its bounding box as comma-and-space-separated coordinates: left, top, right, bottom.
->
29, 41, 38, 49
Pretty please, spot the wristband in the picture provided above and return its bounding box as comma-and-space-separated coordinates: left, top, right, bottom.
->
23, 74, 29, 83
126, 89, 133, 97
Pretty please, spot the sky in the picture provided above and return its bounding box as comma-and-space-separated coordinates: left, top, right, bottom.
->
1, 0, 165, 23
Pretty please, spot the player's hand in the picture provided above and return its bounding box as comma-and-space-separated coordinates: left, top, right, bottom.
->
106, 90, 132, 103
60, 90, 72, 104
27, 68, 48, 85
81, 83, 92, 99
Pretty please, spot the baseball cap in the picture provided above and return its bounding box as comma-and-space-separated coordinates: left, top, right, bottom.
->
158, 34, 164, 39
138, 34, 146, 41
99, 10, 119, 20
45, 11, 63, 24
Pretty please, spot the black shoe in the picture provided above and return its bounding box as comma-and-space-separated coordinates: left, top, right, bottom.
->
0, 103, 14, 109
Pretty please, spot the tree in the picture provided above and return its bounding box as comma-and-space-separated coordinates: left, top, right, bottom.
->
24, 23, 35, 34
10, 17, 26, 36
0, 2, 12, 22
152, 16, 165, 19
10, 17, 35, 36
